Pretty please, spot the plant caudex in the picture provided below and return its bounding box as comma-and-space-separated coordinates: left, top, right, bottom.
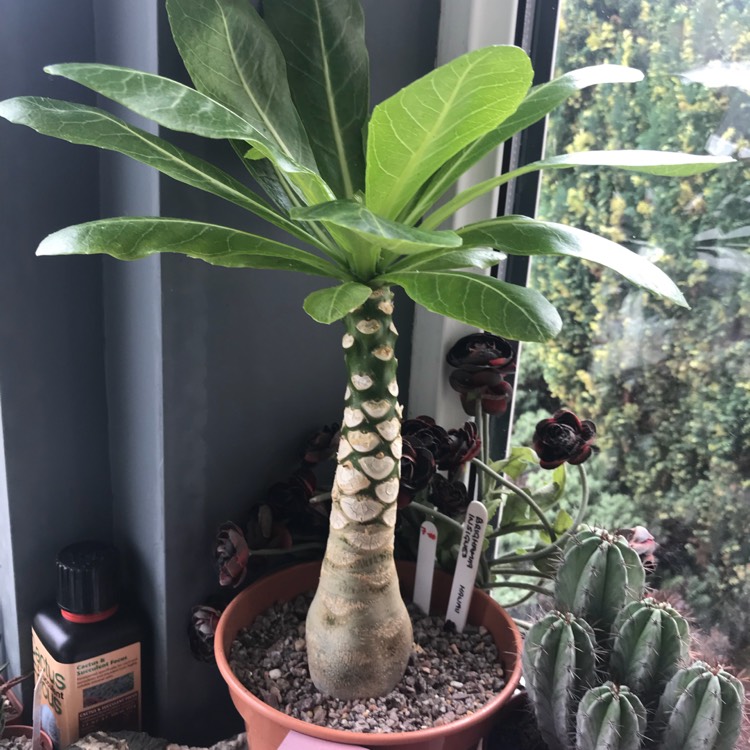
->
523, 527, 745, 750
0, 0, 732, 699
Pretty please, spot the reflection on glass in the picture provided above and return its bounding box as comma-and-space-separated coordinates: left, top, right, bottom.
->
516, 0, 750, 668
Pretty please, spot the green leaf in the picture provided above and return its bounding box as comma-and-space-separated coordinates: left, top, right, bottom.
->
388, 247, 505, 272
264, 0, 369, 198
407, 65, 644, 222
459, 216, 688, 307
424, 150, 734, 229
165, 0, 333, 204
533, 150, 735, 176
37, 218, 347, 279
165, 0, 313, 168
493, 447, 539, 480
291, 200, 462, 254
539, 510, 574, 545
303, 282, 373, 323
46, 63, 273, 141
0, 97, 317, 247
380, 270, 562, 342
366, 45, 532, 220
230, 142, 295, 212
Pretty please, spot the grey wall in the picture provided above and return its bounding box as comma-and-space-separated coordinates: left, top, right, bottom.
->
0, 0, 112, 696
0, 0, 440, 743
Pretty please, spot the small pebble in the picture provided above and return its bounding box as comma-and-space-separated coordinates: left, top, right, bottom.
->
0, 738, 32, 750
229, 593, 505, 733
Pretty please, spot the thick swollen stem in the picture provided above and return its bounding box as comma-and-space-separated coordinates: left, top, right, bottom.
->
306, 288, 412, 699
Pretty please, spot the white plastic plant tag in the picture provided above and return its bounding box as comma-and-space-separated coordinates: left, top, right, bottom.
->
446, 500, 489, 633
414, 521, 438, 614
32, 670, 44, 750
279, 730, 367, 750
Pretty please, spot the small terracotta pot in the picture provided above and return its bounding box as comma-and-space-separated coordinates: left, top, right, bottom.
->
1, 725, 54, 750
215, 560, 522, 750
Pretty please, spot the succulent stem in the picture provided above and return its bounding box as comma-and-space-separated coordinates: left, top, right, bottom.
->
306, 287, 412, 699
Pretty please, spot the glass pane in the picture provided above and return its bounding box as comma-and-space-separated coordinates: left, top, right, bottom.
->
516, 0, 750, 668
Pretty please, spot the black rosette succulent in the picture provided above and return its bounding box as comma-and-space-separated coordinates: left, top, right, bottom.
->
215, 521, 250, 588
440, 421, 481, 473
428, 473, 470, 518
266, 466, 317, 521
302, 423, 340, 464
532, 409, 597, 469
188, 604, 224, 662
397, 435, 437, 508
446, 333, 516, 416
245, 503, 293, 553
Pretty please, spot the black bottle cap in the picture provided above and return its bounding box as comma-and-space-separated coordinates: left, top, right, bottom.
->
57, 541, 120, 615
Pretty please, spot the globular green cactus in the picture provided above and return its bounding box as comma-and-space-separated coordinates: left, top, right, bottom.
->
555, 526, 645, 634
576, 682, 647, 750
523, 610, 597, 750
610, 598, 690, 705
655, 661, 745, 750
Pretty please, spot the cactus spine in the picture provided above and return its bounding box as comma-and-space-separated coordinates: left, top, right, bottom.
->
610, 598, 690, 705
656, 661, 745, 750
555, 527, 645, 634
523, 611, 597, 750
576, 682, 647, 750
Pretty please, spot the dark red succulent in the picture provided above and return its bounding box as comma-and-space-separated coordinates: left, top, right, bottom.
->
402, 416, 450, 465
246, 504, 293, 552
429, 474, 470, 518
446, 333, 516, 416
303, 423, 340, 464
215, 521, 250, 588
398, 434, 437, 507
440, 421, 481, 472
446, 333, 515, 368
188, 604, 223, 662
532, 409, 597, 470
267, 467, 317, 519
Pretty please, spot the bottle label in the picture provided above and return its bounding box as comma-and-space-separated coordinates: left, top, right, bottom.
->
32, 629, 141, 749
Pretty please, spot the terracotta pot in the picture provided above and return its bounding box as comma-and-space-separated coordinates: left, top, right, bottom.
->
215, 560, 522, 750
1, 725, 54, 750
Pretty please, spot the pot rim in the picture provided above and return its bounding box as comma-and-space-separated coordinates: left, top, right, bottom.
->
1, 725, 54, 748
214, 559, 522, 745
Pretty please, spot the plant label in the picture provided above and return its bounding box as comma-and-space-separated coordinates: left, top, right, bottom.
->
446, 500, 488, 633
279, 731, 367, 750
414, 521, 438, 614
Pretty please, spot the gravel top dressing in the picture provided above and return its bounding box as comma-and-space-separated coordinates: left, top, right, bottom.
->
0, 737, 33, 750
229, 592, 506, 733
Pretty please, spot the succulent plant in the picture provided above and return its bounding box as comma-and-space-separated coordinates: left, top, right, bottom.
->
576, 682, 647, 750
0, 672, 31, 735
555, 526, 646, 635
609, 598, 690, 706
655, 661, 745, 750
0, 696, 7, 736
522, 610, 597, 750
0, 0, 732, 702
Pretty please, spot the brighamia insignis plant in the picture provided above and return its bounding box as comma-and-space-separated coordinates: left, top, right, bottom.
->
0, 0, 731, 700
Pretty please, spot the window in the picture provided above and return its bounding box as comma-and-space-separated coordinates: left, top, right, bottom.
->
515, 0, 750, 668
